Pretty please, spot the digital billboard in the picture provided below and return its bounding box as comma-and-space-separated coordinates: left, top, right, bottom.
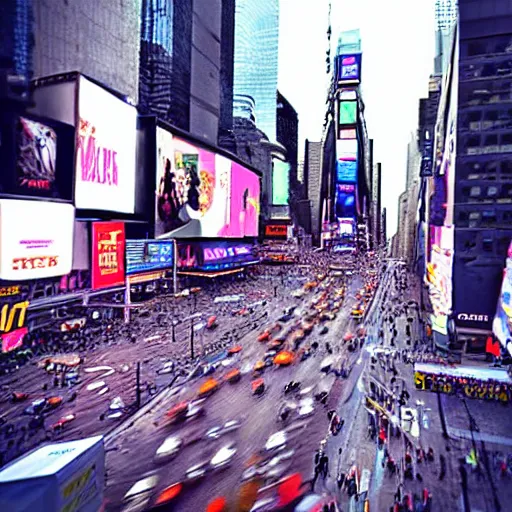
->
156, 128, 260, 238
339, 101, 357, 125
426, 225, 453, 333
177, 241, 259, 271
76, 76, 137, 213
272, 160, 290, 205
336, 139, 358, 161
336, 54, 362, 83
0, 285, 29, 353
493, 243, 512, 351
0, 200, 74, 281
336, 161, 358, 183
126, 240, 175, 275
91, 222, 126, 290
265, 224, 288, 238
335, 184, 356, 219
339, 128, 357, 140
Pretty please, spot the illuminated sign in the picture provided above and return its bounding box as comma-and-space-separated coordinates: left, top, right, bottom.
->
91, 222, 125, 290
0, 300, 29, 333
0, 286, 21, 297
336, 160, 357, 183
156, 128, 260, 238
76, 76, 137, 213
339, 128, 357, 140
339, 101, 357, 125
177, 241, 259, 271
272, 160, 290, 205
2, 327, 28, 353
339, 90, 357, 101
457, 313, 489, 323
265, 225, 288, 238
336, 53, 362, 83
0, 200, 74, 281
126, 240, 174, 275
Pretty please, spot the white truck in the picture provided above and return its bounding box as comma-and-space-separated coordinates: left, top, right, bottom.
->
0, 435, 105, 512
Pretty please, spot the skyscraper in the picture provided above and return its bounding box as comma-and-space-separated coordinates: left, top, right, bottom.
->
434, 0, 457, 74
233, 0, 279, 142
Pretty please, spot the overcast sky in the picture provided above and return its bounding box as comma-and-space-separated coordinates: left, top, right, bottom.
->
278, 0, 436, 236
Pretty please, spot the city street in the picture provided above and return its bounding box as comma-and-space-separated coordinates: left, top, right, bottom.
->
102, 269, 368, 511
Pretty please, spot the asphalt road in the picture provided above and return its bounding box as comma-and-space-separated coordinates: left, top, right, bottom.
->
0, 271, 314, 468
104, 274, 366, 511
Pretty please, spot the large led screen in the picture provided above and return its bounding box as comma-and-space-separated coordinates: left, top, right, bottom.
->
0, 200, 74, 281
126, 240, 174, 275
272, 160, 290, 205
156, 128, 260, 238
76, 76, 137, 213
339, 101, 357, 125
335, 184, 356, 219
493, 243, 512, 349
336, 54, 362, 82
177, 241, 259, 271
336, 161, 357, 183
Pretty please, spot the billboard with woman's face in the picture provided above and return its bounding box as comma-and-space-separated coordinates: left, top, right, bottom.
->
156, 128, 260, 238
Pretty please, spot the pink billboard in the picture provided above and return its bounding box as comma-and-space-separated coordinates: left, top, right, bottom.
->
221, 162, 260, 237
156, 128, 260, 238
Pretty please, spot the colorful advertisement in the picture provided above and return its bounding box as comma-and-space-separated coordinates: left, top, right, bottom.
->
0, 200, 74, 281
2, 327, 28, 353
265, 224, 288, 238
125, 240, 174, 275
336, 139, 358, 161
177, 241, 259, 271
426, 225, 454, 332
339, 128, 357, 140
494, 245, 512, 352
76, 76, 137, 213
156, 128, 260, 238
336, 54, 362, 83
339, 101, 357, 125
272, 160, 290, 205
91, 222, 125, 290
336, 161, 358, 183
335, 184, 356, 219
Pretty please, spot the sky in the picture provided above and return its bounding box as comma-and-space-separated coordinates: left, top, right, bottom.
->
278, 0, 436, 237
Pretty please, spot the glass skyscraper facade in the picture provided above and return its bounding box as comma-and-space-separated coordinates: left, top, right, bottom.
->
233, 0, 279, 141
435, 0, 458, 30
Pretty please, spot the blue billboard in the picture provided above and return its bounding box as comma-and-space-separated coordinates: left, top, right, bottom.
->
336, 53, 362, 83
336, 160, 357, 183
126, 240, 174, 275
335, 184, 356, 219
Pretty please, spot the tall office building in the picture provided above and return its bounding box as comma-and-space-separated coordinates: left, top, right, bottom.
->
435, 0, 457, 74
233, 0, 279, 141
426, 0, 512, 354
140, 0, 235, 146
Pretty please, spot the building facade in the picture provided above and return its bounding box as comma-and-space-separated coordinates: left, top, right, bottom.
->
33, 0, 141, 101
139, 0, 235, 147
233, 0, 279, 141
451, 0, 512, 348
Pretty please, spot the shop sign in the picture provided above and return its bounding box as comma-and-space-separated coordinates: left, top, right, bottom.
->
0, 286, 21, 297
2, 327, 28, 353
126, 240, 174, 275
91, 222, 125, 290
0, 200, 74, 280
265, 225, 287, 237
0, 300, 29, 333
457, 313, 489, 323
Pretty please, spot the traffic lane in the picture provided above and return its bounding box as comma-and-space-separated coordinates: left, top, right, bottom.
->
0, 305, 270, 466
105, 288, 359, 509
104, 344, 340, 510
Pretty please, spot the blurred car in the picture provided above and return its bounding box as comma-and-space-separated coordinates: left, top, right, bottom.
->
206, 419, 242, 440
210, 443, 237, 470
154, 435, 183, 463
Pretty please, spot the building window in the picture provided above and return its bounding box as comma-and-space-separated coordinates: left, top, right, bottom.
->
469, 186, 482, 198
468, 211, 480, 227
482, 237, 494, 252
502, 161, 512, 176
487, 185, 498, 197
482, 210, 497, 226
467, 41, 487, 57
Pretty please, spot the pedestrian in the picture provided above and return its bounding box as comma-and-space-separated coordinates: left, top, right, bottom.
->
439, 454, 446, 480
320, 453, 329, 478
312, 451, 321, 490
